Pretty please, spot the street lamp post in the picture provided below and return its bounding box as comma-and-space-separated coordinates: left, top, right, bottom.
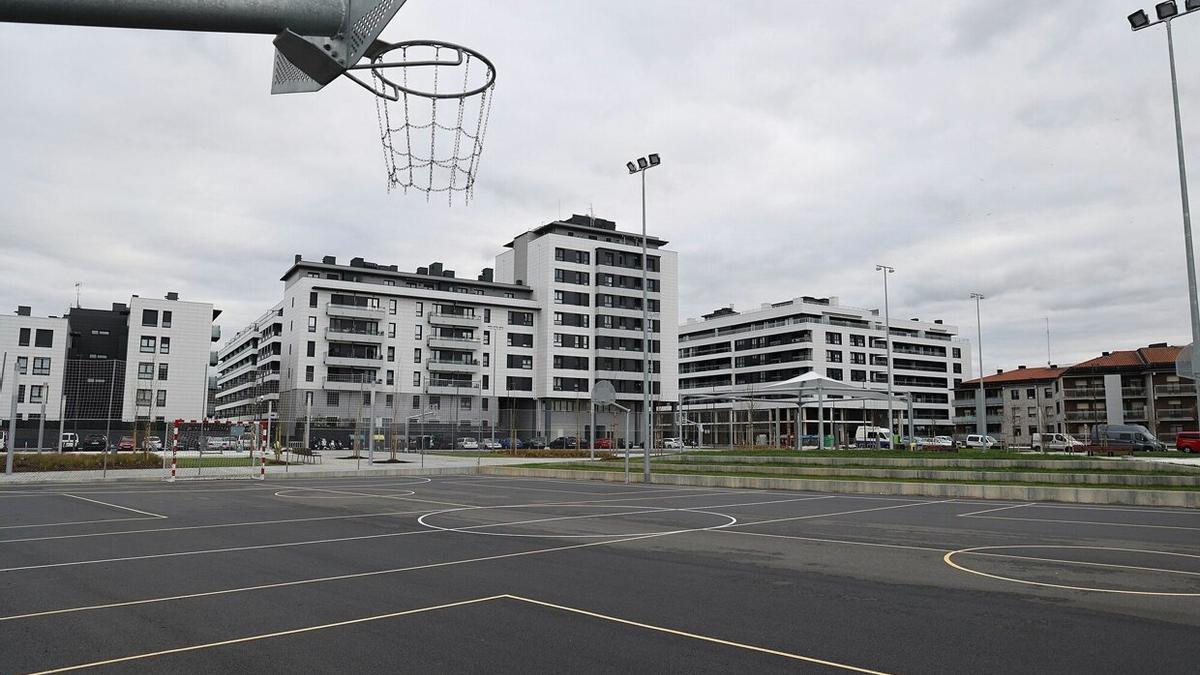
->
876, 265, 895, 445
1128, 1, 1200, 420
627, 153, 661, 483
485, 324, 504, 447
970, 292, 986, 438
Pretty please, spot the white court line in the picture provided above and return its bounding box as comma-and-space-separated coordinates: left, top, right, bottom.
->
965, 514, 1200, 532
281, 486, 475, 508
28, 594, 890, 675
1020, 503, 1200, 516
436, 480, 720, 497
0, 509, 435, 545
733, 499, 956, 528
961, 549, 1200, 578
0, 516, 159, 531
0, 531, 675, 623
64, 494, 168, 519
715, 529, 947, 554
956, 502, 1033, 518
507, 595, 889, 674
27, 595, 511, 674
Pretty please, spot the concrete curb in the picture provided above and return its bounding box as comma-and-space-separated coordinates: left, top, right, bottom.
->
584, 462, 1200, 487
481, 467, 1200, 508
0, 466, 477, 485
671, 454, 1200, 473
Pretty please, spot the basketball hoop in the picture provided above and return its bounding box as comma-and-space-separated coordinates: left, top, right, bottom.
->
344, 39, 497, 204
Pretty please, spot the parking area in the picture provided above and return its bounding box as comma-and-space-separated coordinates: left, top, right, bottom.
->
1, 475, 1198, 673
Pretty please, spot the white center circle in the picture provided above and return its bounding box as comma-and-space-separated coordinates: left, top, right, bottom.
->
418, 503, 738, 538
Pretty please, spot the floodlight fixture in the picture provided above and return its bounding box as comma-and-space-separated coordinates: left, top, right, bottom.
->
1129, 9, 1151, 28
648, 153, 661, 166
637, 157, 649, 169
626, 161, 638, 174
1158, 0, 1179, 20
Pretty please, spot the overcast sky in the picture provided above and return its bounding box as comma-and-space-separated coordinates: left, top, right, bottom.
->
2, 1, 1199, 376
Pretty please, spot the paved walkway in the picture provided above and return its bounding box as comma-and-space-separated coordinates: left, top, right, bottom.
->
0, 451, 588, 485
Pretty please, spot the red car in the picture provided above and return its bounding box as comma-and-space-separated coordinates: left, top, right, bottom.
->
1175, 431, 1200, 453
592, 438, 614, 450
116, 436, 135, 451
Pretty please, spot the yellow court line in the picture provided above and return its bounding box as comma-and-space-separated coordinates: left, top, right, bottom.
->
27, 595, 510, 674
505, 595, 891, 674
63, 493, 168, 519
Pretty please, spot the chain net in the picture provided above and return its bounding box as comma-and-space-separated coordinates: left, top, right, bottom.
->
373, 43, 495, 205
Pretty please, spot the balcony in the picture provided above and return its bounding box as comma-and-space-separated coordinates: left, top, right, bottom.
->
428, 311, 482, 328
1063, 387, 1104, 400
428, 334, 481, 351
427, 358, 481, 374
323, 374, 377, 391
1123, 408, 1148, 420
1156, 383, 1197, 396
426, 379, 481, 396
323, 351, 383, 368
326, 327, 385, 344
1121, 387, 1147, 398
326, 302, 385, 320
1159, 408, 1195, 421
211, 325, 221, 342
1065, 410, 1107, 422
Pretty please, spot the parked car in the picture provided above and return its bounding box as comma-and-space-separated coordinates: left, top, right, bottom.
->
0, 431, 6, 450
548, 436, 579, 449
206, 436, 234, 451
1175, 431, 1200, 454
964, 434, 998, 450
81, 434, 108, 451
498, 437, 525, 450
116, 436, 136, 451
480, 438, 502, 450
60, 433, 79, 450
591, 437, 614, 450
854, 426, 892, 448
407, 435, 436, 450
456, 437, 480, 450
928, 436, 955, 449
1031, 432, 1083, 452
663, 437, 684, 449
142, 436, 163, 451
1088, 424, 1166, 452
526, 437, 547, 449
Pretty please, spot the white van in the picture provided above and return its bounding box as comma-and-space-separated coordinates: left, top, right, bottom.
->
854, 426, 893, 448
964, 434, 998, 449
60, 433, 79, 450
1031, 432, 1082, 452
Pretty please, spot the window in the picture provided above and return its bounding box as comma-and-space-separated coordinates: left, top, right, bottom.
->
416, 302, 423, 316
1027, 407, 1037, 416
953, 363, 962, 373
554, 333, 589, 349
412, 395, 421, 409
507, 354, 533, 369
34, 329, 53, 348
554, 247, 590, 264
162, 311, 172, 328
482, 399, 489, 411
158, 363, 168, 380
29, 384, 44, 404
483, 331, 491, 345
142, 309, 158, 327
508, 311, 533, 326
140, 336, 156, 354
482, 353, 489, 367
412, 325, 419, 339
1044, 388, 1052, 398
309, 291, 318, 308
484, 308, 491, 322
18, 328, 30, 346
307, 341, 316, 357
386, 394, 394, 407
156, 390, 167, 407
851, 370, 867, 382
305, 365, 314, 382
554, 269, 590, 285
555, 312, 590, 328
850, 335, 866, 347
413, 372, 421, 386
326, 391, 340, 407
387, 346, 395, 362
953, 347, 962, 358
15, 356, 28, 374
136, 389, 152, 406
827, 368, 843, 381
16, 385, 24, 403
482, 374, 490, 390
414, 348, 422, 363
1026, 388, 1036, 399
1010, 389, 1020, 400
461, 397, 472, 410
827, 351, 842, 363
508, 333, 533, 348
159, 337, 170, 354
850, 352, 866, 365
507, 376, 533, 391
553, 355, 589, 370
825, 332, 842, 345
552, 377, 588, 392
387, 370, 395, 386
307, 316, 317, 333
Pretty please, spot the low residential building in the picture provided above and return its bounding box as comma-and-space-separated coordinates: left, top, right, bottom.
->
678, 296, 971, 445
953, 365, 1068, 443
0, 306, 69, 423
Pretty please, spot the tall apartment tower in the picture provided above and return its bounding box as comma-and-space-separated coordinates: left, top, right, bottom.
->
118, 294, 221, 422
495, 214, 679, 440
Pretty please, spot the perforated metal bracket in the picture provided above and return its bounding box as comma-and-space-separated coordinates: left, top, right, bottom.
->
270, 0, 409, 95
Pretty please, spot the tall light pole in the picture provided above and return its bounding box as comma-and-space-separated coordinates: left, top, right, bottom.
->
970, 292, 986, 437
485, 324, 504, 446
1128, 1, 1200, 421
875, 265, 895, 445
627, 153, 661, 483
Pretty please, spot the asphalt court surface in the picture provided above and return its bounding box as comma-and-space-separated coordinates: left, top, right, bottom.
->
1, 475, 1198, 673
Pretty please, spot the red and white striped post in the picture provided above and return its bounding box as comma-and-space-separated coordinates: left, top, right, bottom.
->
258, 420, 267, 480
169, 419, 181, 483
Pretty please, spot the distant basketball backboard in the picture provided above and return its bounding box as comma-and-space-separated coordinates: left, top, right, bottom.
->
1177, 343, 1194, 380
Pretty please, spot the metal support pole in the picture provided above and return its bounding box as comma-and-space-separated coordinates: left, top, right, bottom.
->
878, 265, 895, 444
37, 394, 46, 453
972, 293, 985, 437
817, 386, 825, 450
5, 362, 16, 474
1164, 19, 1200, 421
368, 387, 376, 463
590, 402, 596, 461
907, 397, 915, 447
0, 0, 345, 35
304, 397, 312, 452
265, 399, 273, 460
640, 168, 651, 484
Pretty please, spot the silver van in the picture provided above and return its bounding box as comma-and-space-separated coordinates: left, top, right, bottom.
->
1089, 424, 1165, 452
1031, 432, 1082, 452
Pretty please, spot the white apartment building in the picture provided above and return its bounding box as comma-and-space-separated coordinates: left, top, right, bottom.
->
221, 214, 678, 445
678, 296, 970, 445
119, 294, 221, 422
0, 307, 69, 422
